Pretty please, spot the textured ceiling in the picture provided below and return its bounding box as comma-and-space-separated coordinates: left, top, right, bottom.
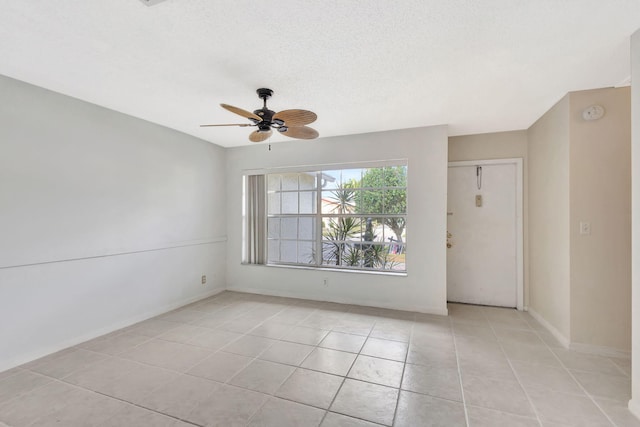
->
1, 1, 639, 147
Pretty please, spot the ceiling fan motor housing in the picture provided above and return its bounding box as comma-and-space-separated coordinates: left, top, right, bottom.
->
255, 89, 276, 131
257, 123, 272, 132
254, 108, 275, 131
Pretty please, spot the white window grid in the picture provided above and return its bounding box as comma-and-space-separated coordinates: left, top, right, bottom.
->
266, 166, 407, 272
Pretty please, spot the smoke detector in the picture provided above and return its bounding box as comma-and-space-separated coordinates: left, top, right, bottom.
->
139, 0, 168, 6
582, 105, 605, 121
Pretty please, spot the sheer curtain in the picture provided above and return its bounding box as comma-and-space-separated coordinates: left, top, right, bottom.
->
245, 174, 266, 264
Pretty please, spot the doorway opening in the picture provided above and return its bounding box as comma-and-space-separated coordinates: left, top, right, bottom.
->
447, 158, 524, 310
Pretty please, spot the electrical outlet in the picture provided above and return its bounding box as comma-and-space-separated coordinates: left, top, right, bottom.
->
201, 275, 207, 284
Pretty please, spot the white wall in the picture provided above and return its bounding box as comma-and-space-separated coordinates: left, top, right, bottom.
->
226, 126, 449, 315
528, 95, 572, 342
630, 28, 640, 418
0, 75, 227, 371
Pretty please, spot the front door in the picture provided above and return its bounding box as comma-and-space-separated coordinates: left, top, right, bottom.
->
447, 160, 521, 308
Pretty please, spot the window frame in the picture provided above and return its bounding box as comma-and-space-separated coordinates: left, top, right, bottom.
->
261, 160, 408, 273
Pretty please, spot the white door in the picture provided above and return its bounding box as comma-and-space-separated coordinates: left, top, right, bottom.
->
447, 161, 521, 308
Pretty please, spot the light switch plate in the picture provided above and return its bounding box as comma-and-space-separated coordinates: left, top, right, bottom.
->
475, 194, 482, 207
579, 221, 591, 235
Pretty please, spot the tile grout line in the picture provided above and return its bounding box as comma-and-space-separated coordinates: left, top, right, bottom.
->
198, 295, 287, 422
485, 312, 544, 427
57, 297, 259, 426
449, 308, 471, 427
21, 375, 205, 427
389, 312, 416, 426
238, 297, 365, 425
189, 295, 319, 365
87, 386, 206, 427
204, 298, 311, 426
28, 295, 296, 427
521, 313, 619, 427
608, 358, 631, 378
17, 295, 620, 427
9, 295, 413, 427
16, 298, 408, 424
0, 371, 59, 412
316, 304, 383, 426
95, 296, 311, 413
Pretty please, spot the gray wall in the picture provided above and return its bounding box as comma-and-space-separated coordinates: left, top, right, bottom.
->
630, 28, 640, 417
569, 87, 631, 352
448, 130, 529, 307
225, 126, 450, 314
0, 75, 227, 371
527, 95, 572, 342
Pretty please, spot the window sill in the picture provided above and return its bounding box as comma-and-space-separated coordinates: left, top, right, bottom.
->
241, 262, 407, 277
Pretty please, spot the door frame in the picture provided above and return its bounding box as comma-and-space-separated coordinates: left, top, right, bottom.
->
447, 158, 524, 311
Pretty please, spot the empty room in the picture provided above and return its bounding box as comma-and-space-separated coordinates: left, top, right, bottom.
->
2, 1, 640, 426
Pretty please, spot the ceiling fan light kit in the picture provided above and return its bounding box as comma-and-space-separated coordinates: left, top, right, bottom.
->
201, 88, 319, 143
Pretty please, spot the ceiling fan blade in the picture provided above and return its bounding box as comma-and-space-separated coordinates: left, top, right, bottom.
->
200, 123, 254, 127
280, 126, 319, 140
221, 103, 262, 122
249, 129, 272, 143
273, 109, 317, 126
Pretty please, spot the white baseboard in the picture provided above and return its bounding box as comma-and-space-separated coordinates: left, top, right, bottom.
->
527, 308, 630, 359
228, 286, 449, 316
527, 307, 570, 348
0, 286, 225, 373
629, 399, 640, 421
569, 342, 631, 360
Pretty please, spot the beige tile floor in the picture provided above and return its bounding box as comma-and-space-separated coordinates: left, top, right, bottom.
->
0, 291, 638, 426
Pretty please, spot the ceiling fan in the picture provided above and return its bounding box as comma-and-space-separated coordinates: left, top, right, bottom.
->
201, 88, 319, 142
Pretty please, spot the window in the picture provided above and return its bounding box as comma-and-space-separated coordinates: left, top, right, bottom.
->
259, 164, 407, 272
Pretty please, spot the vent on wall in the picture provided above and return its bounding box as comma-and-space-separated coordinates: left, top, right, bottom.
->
139, 0, 168, 6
